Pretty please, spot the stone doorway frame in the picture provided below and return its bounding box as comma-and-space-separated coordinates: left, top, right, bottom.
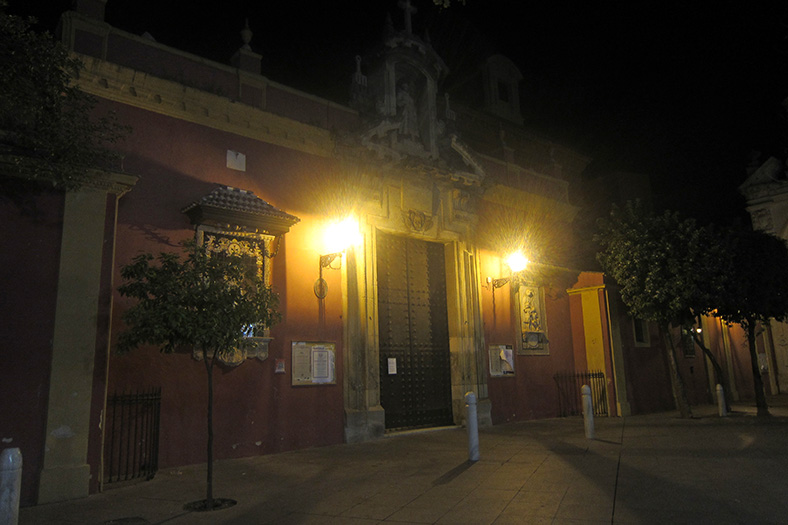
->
342, 220, 490, 443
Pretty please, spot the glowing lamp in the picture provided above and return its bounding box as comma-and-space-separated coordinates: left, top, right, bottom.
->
505, 252, 529, 273
487, 251, 529, 290
315, 216, 361, 299
323, 216, 362, 255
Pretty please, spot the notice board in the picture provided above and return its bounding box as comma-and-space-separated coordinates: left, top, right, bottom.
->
488, 344, 515, 377
291, 341, 336, 386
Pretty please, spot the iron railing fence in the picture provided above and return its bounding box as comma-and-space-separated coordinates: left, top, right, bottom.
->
554, 370, 609, 417
104, 388, 161, 485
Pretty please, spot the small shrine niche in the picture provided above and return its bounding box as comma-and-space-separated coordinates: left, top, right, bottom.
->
393, 63, 431, 148
181, 185, 300, 367
353, 4, 448, 162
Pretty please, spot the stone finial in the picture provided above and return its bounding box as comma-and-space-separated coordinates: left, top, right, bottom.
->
444, 93, 456, 121
398, 0, 418, 34
241, 18, 253, 50
353, 55, 367, 87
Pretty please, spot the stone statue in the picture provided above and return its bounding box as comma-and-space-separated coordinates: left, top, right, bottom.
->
396, 82, 419, 139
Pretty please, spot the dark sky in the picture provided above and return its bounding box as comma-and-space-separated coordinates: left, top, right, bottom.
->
10, 0, 788, 225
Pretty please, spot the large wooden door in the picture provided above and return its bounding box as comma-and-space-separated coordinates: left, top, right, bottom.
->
377, 232, 453, 430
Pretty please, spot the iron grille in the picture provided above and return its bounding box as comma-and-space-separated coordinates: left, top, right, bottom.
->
104, 388, 161, 485
554, 370, 609, 417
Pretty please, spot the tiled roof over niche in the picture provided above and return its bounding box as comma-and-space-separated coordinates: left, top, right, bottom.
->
182, 185, 300, 235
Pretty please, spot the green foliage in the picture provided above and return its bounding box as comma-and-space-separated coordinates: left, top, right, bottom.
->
595, 201, 728, 326
118, 241, 281, 359
714, 228, 788, 330
0, 3, 127, 191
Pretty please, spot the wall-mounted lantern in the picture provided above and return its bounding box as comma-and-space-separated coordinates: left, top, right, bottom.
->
486, 251, 529, 290
314, 216, 362, 299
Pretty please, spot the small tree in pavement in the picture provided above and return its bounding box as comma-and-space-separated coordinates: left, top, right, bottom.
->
596, 202, 729, 418
118, 241, 280, 510
714, 228, 788, 417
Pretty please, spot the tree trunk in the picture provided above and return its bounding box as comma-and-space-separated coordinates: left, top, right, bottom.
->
663, 324, 692, 418
204, 353, 214, 510
692, 332, 732, 413
746, 319, 770, 417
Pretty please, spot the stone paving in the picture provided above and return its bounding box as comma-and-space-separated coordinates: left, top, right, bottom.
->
19, 397, 788, 524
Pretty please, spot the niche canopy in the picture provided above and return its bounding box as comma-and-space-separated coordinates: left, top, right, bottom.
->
182, 184, 300, 235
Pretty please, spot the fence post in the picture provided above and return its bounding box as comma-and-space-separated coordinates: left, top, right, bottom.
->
465, 392, 480, 461
716, 384, 727, 417
1, 448, 22, 525
581, 385, 595, 439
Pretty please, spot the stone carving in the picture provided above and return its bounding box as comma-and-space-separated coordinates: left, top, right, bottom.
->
403, 209, 433, 232
396, 82, 419, 139
452, 188, 473, 216
192, 336, 271, 367
519, 286, 549, 353
750, 208, 774, 233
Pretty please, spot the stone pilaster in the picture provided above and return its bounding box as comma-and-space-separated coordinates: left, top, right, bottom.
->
38, 189, 109, 503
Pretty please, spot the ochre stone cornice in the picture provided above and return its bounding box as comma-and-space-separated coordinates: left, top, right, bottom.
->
72, 54, 336, 158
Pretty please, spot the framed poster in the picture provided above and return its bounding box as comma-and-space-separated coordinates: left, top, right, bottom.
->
489, 344, 515, 377
291, 341, 336, 385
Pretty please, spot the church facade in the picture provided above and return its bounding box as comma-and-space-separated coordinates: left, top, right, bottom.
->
0, 1, 653, 506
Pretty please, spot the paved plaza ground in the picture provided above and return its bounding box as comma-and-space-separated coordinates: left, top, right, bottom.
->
18, 396, 788, 524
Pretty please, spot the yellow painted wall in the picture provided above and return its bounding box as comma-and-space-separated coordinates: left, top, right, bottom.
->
581, 290, 606, 372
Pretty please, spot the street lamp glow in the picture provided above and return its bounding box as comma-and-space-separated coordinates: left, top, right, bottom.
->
323, 216, 361, 254
505, 252, 529, 273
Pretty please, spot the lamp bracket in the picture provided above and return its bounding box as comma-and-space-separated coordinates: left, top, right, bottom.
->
320, 252, 343, 270
491, 276, 510, 289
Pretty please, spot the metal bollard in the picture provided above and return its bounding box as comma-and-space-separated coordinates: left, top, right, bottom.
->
581, 385, 594, 439
1, 448, 22, 525
465, 392, 480, 461
716, 384, 727, 417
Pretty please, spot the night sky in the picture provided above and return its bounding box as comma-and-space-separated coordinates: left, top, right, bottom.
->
10, 1, 788, 225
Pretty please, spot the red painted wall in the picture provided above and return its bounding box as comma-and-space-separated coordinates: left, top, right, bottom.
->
105, 100, 347, 470
479, 249, 577, 423
670, 329, 712, 407
0, 191, 65, 506
619, 321, 674, 414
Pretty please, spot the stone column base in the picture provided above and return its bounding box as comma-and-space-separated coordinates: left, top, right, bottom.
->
38, 464, 90, 504
344, 406, 385, 443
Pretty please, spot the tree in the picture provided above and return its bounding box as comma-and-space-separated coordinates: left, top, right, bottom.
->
714, 228, 788, 417
118, 241, 281, 510
596, 202, 729, 418
0, 2, 126, 193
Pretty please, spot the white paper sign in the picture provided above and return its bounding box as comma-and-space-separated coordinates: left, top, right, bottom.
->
387, 357, 397, 375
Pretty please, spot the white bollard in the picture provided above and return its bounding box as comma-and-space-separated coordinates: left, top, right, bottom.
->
581, 385, 595, 439
716, 384, 727, 417
465, 392, 480, 461
1, 448, 22, 525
